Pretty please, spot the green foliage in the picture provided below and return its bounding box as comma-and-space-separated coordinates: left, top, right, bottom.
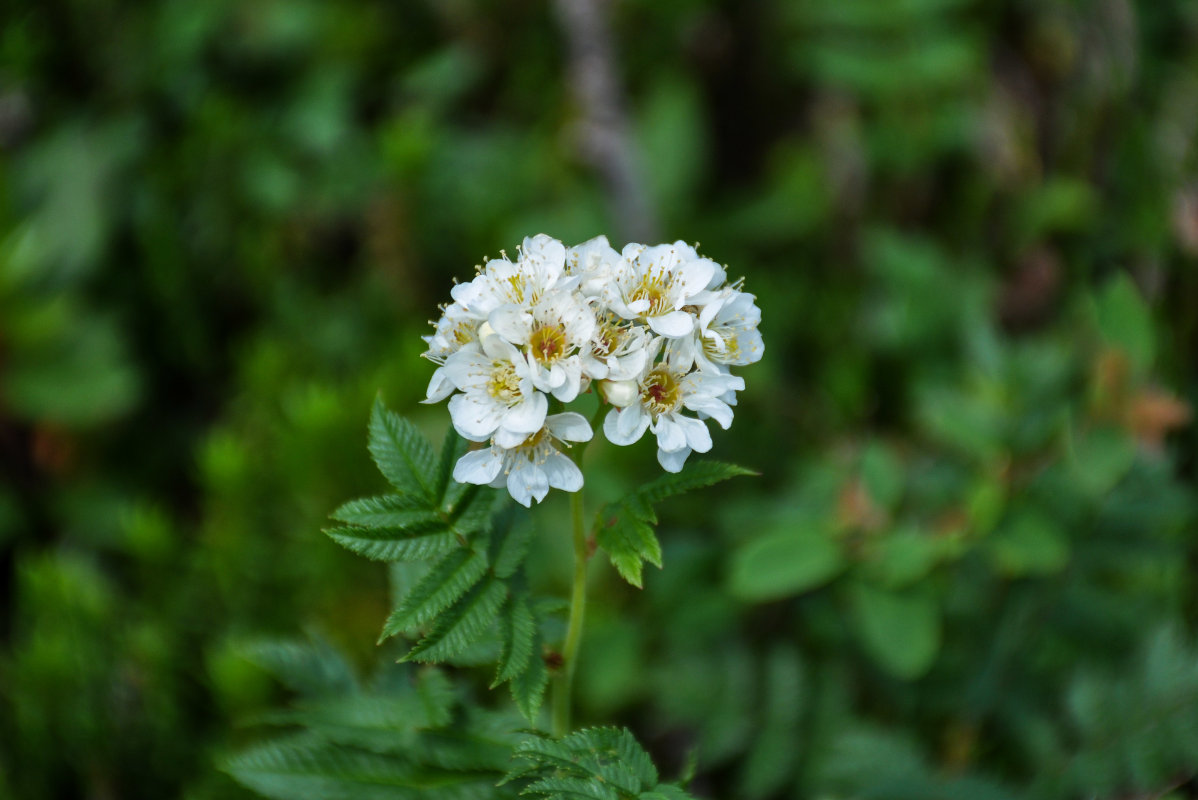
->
325, 401, 549, 721
1039, 627, 1198, 798
596, 461, 754, 588
221, 635, 523, 800
506, 727, 696, 800
5, 0, 1198, 797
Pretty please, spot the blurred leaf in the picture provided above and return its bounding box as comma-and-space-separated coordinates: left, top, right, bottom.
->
1094, 274, 1155, 371
729, 523, 844, 601
1070, 427, 1136, 498
864, 526, 941, 588
988, 510, 1069, 577
1016, 178, 1098, 244
860, 441, 903, 511
848, 582, 940, 679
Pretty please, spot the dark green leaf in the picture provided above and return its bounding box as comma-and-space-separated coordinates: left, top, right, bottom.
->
331, 494, 431, 528
325, 525, 458, 563
434, 425, 469, 505
493, 594, 536, 687
403, 577, 508, 663
368, 396, 437, 503
633, 461, 756, 507
380, 548, 490, 642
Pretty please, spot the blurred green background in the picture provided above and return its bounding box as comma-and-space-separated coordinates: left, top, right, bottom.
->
3, 0, 1198, 797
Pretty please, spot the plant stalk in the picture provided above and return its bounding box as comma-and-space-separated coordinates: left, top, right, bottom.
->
553, 488, 589, 738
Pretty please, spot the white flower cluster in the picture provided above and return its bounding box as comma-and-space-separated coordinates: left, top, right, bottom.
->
422, 234, 763, 507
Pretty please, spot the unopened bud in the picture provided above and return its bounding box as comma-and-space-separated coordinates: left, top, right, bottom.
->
477, 321, 497, 341
600, 379, 638, 408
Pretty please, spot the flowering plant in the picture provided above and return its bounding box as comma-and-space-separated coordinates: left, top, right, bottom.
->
423, 233, 763, 506
226, 234, 760, 800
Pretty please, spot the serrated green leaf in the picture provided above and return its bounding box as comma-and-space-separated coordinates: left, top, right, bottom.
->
728, 525, 844, 601
510, 643, 549, 722
223, 736, 501, 800
490, 510, 534, 580
513, 736, 587, 773
331, 494, 433, 527
494, 594, 536, 687
380, 549, 490, 642
369, 396, 437, 503
511, 728, 661, 798
434, 425, 469, 505
641, 787, 697, 800
849, 582, 940, 679
633, 460, 756, 507
326, 525, 459, 563
608, 727, 658, 789
239, 636, 357, 697
403, 577, 508, 663
597, 514, 661, 589
447, 483, 495, 537
523, 775, 619, 800
415, 667, 455, 729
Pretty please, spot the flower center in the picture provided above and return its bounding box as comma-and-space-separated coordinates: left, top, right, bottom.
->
452, 321, 475, 346
487, 361, 522, 405
529, 323, 569, 363
594, 314, 628, 357
703, 329, 739, 361
629, 270, 671, 315
641, 367, 681, 416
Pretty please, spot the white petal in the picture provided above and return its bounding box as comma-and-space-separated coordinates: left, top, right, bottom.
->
489, 305, 531, 344
542, 453, 583, 492
675, 258, 717, 301
550, 360, 583, 402
648, 310, 695, 338
683, 395, 735, 429
503, 392, 548, 434
449, 394, 504, 439
604, 406, 649, 446
677, 415, 713, 453
423, 367, 456, 403
616, 403, 650, 441
507, 461, 549, 506
452, 448, 503, 485
654, 417, 688, 452
493, 426, 530, 449
546, 412, 593, 442
657, 447, 691, 473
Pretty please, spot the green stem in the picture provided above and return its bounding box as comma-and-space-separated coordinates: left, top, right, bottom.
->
553, 488, 589, 738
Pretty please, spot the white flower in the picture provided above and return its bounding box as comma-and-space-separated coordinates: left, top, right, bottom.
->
602, 344, 745, 472
605, 241, 718, 338
488, 289, 596, 402
443, 336, 548, 448
673, 286, 764, 374
452, 413, 593, 506
450, 234, 576, 319
566, 235, 622, 299
422, 302, 483, 403
582, 311, 653, 382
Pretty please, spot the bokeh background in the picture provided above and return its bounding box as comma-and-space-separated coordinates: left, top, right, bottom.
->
3, 0, 1198, 797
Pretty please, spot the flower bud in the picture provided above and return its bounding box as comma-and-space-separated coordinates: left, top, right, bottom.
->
600, 379, 638, 408
477, 321, 498, 342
